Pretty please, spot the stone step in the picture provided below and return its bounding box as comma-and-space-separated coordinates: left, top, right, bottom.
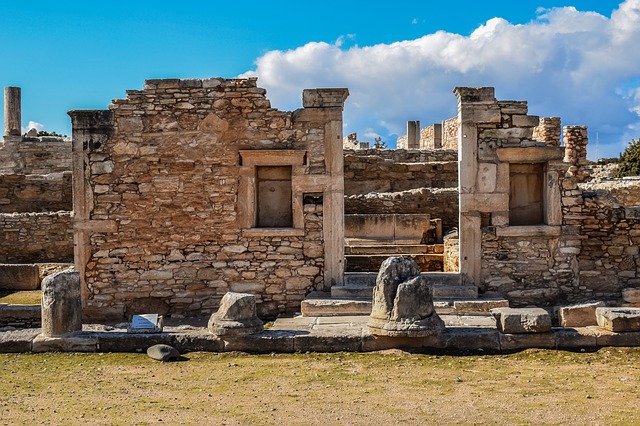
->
345, 244, 443, 255
301, 295, 509, 317
331, 283, 478, 299
346, 254, 443, 273
342, 272, 463, 287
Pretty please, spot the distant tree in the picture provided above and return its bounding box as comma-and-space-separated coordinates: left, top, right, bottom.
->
37, 130, 68, 138
615, 138, 640, 178
373, 136, 387, 149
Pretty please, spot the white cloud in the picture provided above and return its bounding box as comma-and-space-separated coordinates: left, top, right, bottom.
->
21, 120, 44, 134
242, 0, 640, 158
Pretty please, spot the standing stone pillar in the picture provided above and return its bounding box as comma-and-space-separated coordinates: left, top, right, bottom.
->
533, 117, 561, 146
563, 125, 589, 182
4, 86, 21, 138
407, 120, 420, 149
41, 269, 83, 337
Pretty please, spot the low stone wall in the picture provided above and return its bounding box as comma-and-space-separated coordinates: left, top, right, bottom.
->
0, 139, 72, 174
580, 178, 640, 207
345, 188, 459, 231
0, 212, 73, 263
0, 304, 40, 328
0, 172, 72, 213
344, 150, 458, 196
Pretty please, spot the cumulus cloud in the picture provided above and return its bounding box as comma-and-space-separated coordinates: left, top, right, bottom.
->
241, 0, 640, 158
21, 120, 44, 134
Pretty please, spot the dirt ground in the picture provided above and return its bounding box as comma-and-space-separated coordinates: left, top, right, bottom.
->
1, 347, 639, 425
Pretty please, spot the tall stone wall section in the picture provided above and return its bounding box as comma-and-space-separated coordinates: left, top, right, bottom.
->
455, 87, 639, 306
0, 172, 72, 213
69, 78, 347, 319
441, 117, 458, 150
0, 212, 73, 262
0, 139, 72, 174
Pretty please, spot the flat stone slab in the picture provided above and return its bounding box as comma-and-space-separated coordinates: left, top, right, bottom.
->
558, 302, 605, 328
490, 307, 552, 334
0, 264, 39, 290
301, 298, 371, 317
596, 307, 640, 332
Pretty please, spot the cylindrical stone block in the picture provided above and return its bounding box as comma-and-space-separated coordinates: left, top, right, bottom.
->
4, 87, 21, 137
41, 269, 82, 337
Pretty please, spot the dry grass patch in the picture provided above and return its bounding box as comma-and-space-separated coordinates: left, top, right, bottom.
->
0, 290, 41, 305
0, 348, 639, 425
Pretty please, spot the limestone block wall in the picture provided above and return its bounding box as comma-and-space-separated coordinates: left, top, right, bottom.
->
0, 212, 73, 262
345, 188, 459, 231
0, 139, 72, 174
344, 149, 458, 195
0, 172, 72, 213
579, 179, 640, 207
441, 117, 458, 150
69, 78, 347, 319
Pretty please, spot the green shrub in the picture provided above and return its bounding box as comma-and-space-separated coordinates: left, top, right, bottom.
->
615, 138, 640, 177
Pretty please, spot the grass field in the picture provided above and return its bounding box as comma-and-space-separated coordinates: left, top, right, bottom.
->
1, 347, 639, 425
0, 290, 41, 305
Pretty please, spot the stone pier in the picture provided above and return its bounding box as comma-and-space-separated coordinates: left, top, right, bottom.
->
4, 86, 21, 139
406, 120, 420, 149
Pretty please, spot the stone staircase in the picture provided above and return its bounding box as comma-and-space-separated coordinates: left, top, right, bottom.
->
301, 272, 509, 317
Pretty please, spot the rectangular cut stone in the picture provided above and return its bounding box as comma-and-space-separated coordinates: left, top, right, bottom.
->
0, 264, 40, 290
490, 307, 552, 334
512, 115, 540, 127
596, 307, 640, 332
559, 302, 605, 327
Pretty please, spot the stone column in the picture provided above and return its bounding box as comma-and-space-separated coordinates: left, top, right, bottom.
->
563, 125, 589, 182
4, 86, 21, 138
301, 88, 349, 289
41, 269, 82, 337
407, 120, 420, 149
533, 117, 561, 146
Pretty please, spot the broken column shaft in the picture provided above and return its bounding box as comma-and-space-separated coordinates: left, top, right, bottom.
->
4, 86, 21, 137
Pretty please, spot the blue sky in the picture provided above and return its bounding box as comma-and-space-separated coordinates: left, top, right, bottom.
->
1, 0, 637, 158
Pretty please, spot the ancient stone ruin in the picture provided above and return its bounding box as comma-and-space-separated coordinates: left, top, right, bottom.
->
1, 79, 640, 350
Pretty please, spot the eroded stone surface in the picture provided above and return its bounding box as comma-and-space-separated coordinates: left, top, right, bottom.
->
558, 301, 605, 328
41, 269, 82, 337
490, 307, 551, 334
208, 292, 263, 337
596, 307, 640, 332
368, 256, 444, 337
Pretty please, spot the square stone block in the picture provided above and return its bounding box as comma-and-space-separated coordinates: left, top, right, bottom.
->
490, 307, 552, 334
558, 302, 605, 327
596, 307, 640, 332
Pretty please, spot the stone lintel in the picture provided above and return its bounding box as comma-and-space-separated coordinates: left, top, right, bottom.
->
496, 146, 565, 163
302, 88, 349, 108
460, 193, 509, 213
239, 149, 306, 167
496, 225, 561, 238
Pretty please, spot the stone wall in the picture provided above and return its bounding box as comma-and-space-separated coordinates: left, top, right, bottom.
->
533, 117, 561, 146
69, 78, 347, 319
580, 179, 640, 207
0, 172, 72, 213
345, 188, 459, 231
0, 139, 72, 174
441, 117, 458, 150
344, 149, 458, 196
0, 212, 73, 262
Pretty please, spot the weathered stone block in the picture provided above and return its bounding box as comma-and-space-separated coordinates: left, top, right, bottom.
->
41, 270, 82, 337
208, 292, 263, 337
368, 256, 444, 337
558, 301, 605, 327
596, 307, 640, 332
622, 288, 640, 305
490, 307, 552, 334
0, 264, 39, 290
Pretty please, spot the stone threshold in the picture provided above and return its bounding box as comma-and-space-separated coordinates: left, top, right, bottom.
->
1, 315, 639, 354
